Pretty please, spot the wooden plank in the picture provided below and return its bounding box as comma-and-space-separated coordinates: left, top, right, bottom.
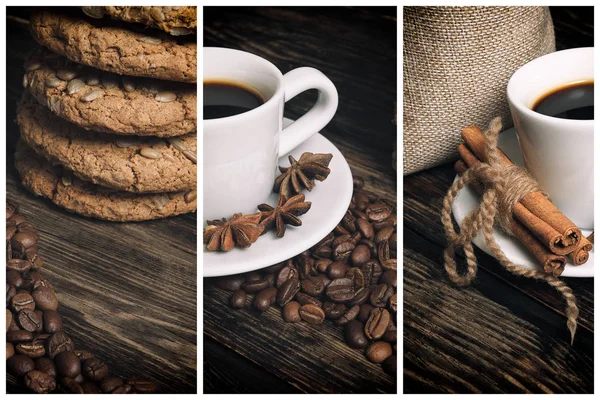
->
6, 11, 197, 393
403, 230, 593, 393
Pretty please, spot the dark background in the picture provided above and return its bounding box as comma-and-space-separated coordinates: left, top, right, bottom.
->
6, 7, 197, 393
203, 6, 397, 394
403, 6, 594, 394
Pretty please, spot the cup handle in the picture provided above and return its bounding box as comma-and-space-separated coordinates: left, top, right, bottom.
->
279, 67, 338, 157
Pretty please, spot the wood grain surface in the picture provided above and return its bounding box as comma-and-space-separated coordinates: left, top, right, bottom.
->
203, 6, 397, 394
403, 6, 594, 394
6, 9, 197, 394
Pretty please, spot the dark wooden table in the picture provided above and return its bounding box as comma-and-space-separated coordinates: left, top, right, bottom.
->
6, 9, 197, 394
203, 7, 397, 394
403, 7, 594, 394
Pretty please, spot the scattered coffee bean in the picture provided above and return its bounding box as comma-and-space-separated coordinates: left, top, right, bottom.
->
299, 304, 325, 324
230, 290, 247, 309
276, 265, 299, 288
301, 276, 325, 296
326, 278, 355, 303
61, 376, 84, 393
241, 277, 271, 293
366, 341, 393, 364
7, 329, 34, 342
276, 278, 300, 307
18, 308, 42, 332
382, 328, 397, 343
24, 370, 56, 393
294, 292, 323, 308
215, 275, 245, 292
16, 341, 46, 358
333, 241, 355, 261
335, 304, 360, 326
323, 301, 346, 320
345, 320, 368, 349
356, 218, 374, 239
370, 283, 394, 308
100, 376, 124, 393
32, 286, 59, 311
35, 357, 57, 378
327, 261, 347, 279
254, 287, 277, 312
43, 310, 63, 333
350, 286, 372, 306
8, 354, 35, 377
351, 244, 371, 267
11, 292, 35, 312
46, 331, 74, 358
82, 358, 109, 381
282, 301, 302, 323
55, 351, 82, 378
365, 308, 391, 340
379, 269, 396, 287
382, 355, 397, 376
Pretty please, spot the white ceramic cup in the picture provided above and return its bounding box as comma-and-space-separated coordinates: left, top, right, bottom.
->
203, 47, 338, 221
507, 47, 594, 229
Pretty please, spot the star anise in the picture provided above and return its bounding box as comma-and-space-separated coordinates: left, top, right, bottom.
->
258, 194, 312, 238
203, 212, 264, 251
274, 152, 333, 198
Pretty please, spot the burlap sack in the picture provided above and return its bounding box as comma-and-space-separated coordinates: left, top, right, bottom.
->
403, 6, 555, 175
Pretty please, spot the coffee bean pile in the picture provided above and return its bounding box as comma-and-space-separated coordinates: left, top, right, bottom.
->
212, 177, 397, 377
6, 201, 157, 394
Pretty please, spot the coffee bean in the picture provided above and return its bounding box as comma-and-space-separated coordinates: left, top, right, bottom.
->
327, 261, 348, 279
350, 231, 362, 245
81, 381, 102, 394
7, 342, 15, 359
46, 331, 74, 358
113, 384, 133, 394
356, 218, 374, 239
382, 328, 397, 343
43, 310, 63, 333
366, 341, 393, 364
61, 376, 84, 393
8, 354, 35, 377
374, 225, 394, 244
263, 262, 285, 274
332, 234, 352, 249
335, 305, 360, 326
344, 320, 368, 349
7, 284, 17, 306
312, 245, 333, 259
241, 277, 271, 293
312, 259, 330, 274
294, 292, 323, 308
282, 301, 301, 323
341, 211, 357, 233
18, 308, 42, 332
215, 275, 245, 291
74, 349, 95, 362
6, 308, 12, 332
7, 329, 34, 342
358, 304, 374, 323
365, 308, 391, 340
295, 254, 315, 278
276, 278, 300, 307
389, 293, 397, 313
316, 273, 331, 288
7, 270, 23, 288
379, 269, 396, 287
73, 373, 85, 384
333, 241, 355, 261
127, 379, 158, 394
7, 258, 32, 273
16, 341, 46, 358
276, 264, 299, 288
334, 224, 350, 236
35, 357, 57, 378
323, 301, 346, 320
55, 351, 81, 378
326, 278, 355, 303
373, 214, 397, 231
350, 286, 372, 306
346, 268, 366, 289
254, 287, 277, 312
100, 376, 124, 393
32, 286, 59, 311
366, 202, 392, 222
381, 258, 397, 271
301, 276, 325, 296
11, 292, 35, 312
11, 231, 37, 253
229, 290, 247, 309
361, 261, 383, 287
82, 358, 109, 381
24, 370, 56, 393
299, 304, 325, 324
370, 283, 394, 308
350, 244, 371, 267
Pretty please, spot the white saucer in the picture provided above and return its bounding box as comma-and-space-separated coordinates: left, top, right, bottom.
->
203, 118, 354, 277
451, 127, 594, 278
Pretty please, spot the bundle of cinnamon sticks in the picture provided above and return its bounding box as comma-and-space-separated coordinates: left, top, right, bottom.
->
455, 126, 593, 276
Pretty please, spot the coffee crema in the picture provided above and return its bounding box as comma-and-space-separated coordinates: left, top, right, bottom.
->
203, 81, 265, 120
532, 81, 594, 120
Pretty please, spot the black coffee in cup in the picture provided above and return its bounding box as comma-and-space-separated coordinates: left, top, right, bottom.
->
203, 81, 265, 120
532, 81, 594, 120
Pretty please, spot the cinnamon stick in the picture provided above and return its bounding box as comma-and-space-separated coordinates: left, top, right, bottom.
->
566, 235, 593, 266
459, 126, 582, 254
455, 160, 566, 276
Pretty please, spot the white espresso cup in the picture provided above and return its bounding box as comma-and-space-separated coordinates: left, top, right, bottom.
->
203, 47, 338, 221
507, 47, 594, 229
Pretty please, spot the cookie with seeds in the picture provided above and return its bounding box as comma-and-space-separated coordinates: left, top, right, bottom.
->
24, 48, 196, 136
30, 8, 196, 82
15, 141, 197, 222
17, 94, 197, 193
81, 6, 196, 35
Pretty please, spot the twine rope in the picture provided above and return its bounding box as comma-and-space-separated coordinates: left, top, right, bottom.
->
441, 117, 579, 344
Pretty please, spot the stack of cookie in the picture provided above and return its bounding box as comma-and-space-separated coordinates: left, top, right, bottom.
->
16, 6, 197, 222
